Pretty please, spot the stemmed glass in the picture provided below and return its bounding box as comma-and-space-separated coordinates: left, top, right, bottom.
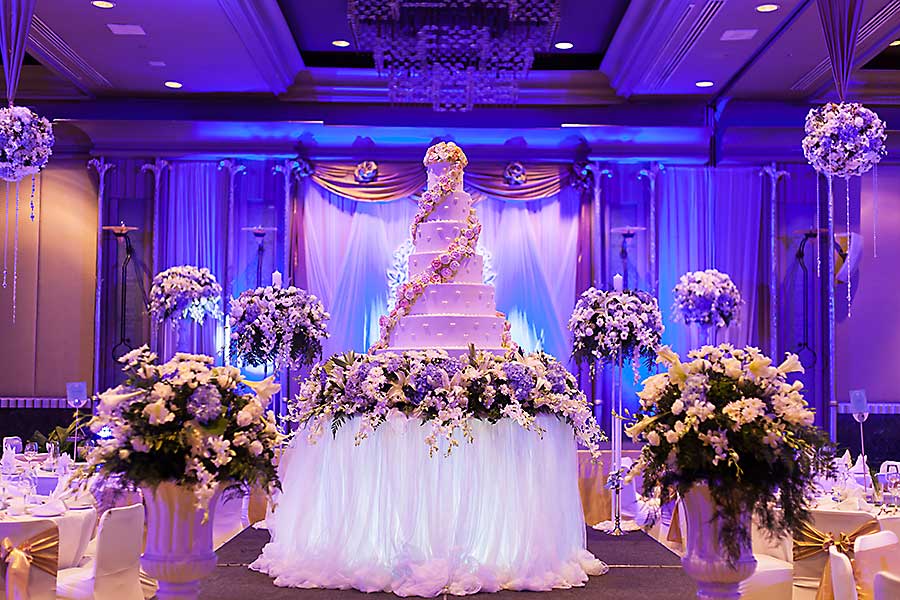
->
23, 442, 38, 462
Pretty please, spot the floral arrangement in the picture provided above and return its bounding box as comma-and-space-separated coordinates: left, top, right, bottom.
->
229, 286, 330, 370
568, 287, 664, 367
149, 265, 223, 326
290, 347, 604, 457
626, 344, 834, 563
503, 161, 527, 186
354, 160, 378, 183
802, 102, 887, 179
0, 106, 54, 182
84, 346, 282, 510
673, 269, 742, 328
424, 141, 468, 167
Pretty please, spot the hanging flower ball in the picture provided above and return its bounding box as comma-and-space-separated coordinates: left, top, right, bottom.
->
570, 161, 593, 193
0, 105, 54, 182
503, 161, 527, 186
295, 157, 314, 178
802, 102, 886, 179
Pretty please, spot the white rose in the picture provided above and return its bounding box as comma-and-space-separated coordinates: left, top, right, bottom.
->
671, 399, 684, 415
665, 430, 679, 444
248, 440, 264, 457
646, 430, 661, 446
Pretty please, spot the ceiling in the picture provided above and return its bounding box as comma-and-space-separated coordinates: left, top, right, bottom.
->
15, 0, 900, 159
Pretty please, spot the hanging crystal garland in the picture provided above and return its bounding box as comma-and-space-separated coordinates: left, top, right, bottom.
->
0, 0, 55, 322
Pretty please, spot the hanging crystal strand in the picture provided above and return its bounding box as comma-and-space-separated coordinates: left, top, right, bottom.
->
815, 172, 821, 277
12, 183, 19, 323
845, 177, 851, 318
29, 174, 35, 221
873, 164, 878, 258
2, 182, 7, 288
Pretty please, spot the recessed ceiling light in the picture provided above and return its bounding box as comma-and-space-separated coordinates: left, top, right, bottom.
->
331, 40, 350, 48
164, 81, 182, 89
91, 1, 116, 8
755, 3, 780, 12
695, 80, 715, 88
890, 40, 900, 47
149, 60, 166, 67
107, 24, 146, 36
721, 29, 758, 41
554, 41, 574, 50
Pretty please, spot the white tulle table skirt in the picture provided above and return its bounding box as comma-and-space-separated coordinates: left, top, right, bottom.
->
251, 414, 606, 597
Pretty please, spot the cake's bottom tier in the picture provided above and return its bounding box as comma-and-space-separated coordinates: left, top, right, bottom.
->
387, 314, 506, 350
252, 415, 607, 596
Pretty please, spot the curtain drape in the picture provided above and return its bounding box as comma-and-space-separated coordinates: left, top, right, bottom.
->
658, 167, 765, 357
816, 0, 865, 101
156, 162, 228, 360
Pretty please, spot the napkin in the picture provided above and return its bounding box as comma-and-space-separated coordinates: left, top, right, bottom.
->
6, 496, 26, 515
841, 449, 853, 468
55, 454, 72, 476
30, 499, 65, 517
50, 474, 73, 501
835, 496, 874, 512
0, 446, 17, 474
634, 496, 661, 528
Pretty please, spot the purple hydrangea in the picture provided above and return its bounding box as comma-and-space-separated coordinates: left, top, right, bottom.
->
187, 385, 222, 424
502, 362, 534, 402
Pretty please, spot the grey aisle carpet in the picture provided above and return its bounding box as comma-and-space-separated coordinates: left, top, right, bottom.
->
202, 527, 696, 600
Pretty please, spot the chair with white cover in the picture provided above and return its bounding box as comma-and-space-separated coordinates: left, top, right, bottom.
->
618, 457, 640, 519
738, 519, 793, 600
0, 518, 59, 600
2, 436, 22, 454
57, 503, 144, 600
792, 509, 878, 600
874, 570, 900, 600
878, 460, 900, 473
853, 531, 900, 599
878, 515, 900, 540
828, 546, 858, 600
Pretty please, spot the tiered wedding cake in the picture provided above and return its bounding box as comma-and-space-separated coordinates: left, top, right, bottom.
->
371, 141, 512, 354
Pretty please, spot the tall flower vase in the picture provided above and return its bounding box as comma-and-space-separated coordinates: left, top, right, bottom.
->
142, 483, 220, 600
681, 484, 756, 600
697, 324, 718, 347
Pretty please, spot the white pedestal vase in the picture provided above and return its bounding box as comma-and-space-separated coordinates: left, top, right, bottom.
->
141, 482, 220, 600
681, 484, 756, 600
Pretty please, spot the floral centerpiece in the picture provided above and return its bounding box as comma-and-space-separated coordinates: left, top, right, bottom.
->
673, 269, 742, 329
229, 286, 330, 370
85, 346, 282, 509
568, 287, 664, 368
0, 106, 54, 182
626, 344, 833, 564
289, 347, 605, 457
802, 102, 886, 178
149, 265, 223, 326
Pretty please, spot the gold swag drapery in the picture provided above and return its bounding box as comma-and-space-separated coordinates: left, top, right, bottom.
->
308, 162, 578, 203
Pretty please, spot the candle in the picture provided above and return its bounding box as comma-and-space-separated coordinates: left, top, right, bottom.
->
613, 273, 623, 292
272, 270, 282, 288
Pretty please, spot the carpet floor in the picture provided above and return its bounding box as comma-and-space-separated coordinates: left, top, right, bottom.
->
201, 527, 696, 600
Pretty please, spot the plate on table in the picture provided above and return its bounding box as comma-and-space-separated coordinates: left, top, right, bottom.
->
29, 504, 63, 517
66, 498, 94, 510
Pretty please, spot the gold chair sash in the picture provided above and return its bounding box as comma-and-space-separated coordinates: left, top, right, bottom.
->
0, 526, 60, 600
792, 518, 880, 600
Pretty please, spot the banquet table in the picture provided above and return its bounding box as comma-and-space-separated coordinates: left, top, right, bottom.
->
0, 504, 96, 568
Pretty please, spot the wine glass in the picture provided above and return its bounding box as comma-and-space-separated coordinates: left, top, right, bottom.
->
24, 442, 38, 462
46, 441, 59, 470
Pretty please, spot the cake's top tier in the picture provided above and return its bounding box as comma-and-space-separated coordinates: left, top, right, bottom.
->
427, 161, 465, 192
423, 141, 468, 168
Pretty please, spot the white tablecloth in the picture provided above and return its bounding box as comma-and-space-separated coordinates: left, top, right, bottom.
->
0, 506, 96, 568
252, 414, 605, 597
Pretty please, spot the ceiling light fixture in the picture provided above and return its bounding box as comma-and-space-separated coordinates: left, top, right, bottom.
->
91, 1, 116, 8
331, 40, 350, 48
695, 80, 715, 88
755, 4, 780, 12
164, 81, 183, 89
149, 60, 166, 67
890, 40, 900, 47
554, 41, 574, 50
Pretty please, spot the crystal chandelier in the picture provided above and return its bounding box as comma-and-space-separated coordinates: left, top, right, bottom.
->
348, 0, 561, 111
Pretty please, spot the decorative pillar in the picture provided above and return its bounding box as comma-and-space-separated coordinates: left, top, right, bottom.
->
141, 158, 169, 354
760, 163, 788, 358
218, 159, 245, 367
272, 159, 301, 285
638, 162, 664, 296
88, 157, 115, 394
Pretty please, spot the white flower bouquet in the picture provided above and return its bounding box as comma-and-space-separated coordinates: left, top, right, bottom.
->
229, 286, 330, 370
568, 287, 664, 367
626, 344, 834, 563
149, 265, 223, 326
84, 346, 282, 510
290, 347, 605, 457
0, 106, 54, 182
673, 269, 742, 328
802, 102, 886, 179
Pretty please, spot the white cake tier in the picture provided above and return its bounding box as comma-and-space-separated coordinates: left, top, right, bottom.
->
374, 346, 507, 357
427, 161, 464, 191
408, 252, 484, 284
388, 314, 506, 349
423, 191, 471, 223
414, 220, 468, 253
408, 283, 496, 316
